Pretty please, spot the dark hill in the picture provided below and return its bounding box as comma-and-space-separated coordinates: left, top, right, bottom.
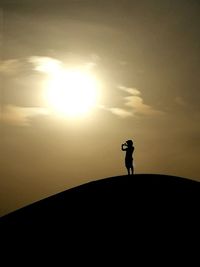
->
1, 174, 200, 262
1, 174, 199, 228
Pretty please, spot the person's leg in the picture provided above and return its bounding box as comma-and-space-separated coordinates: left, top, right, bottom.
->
131, 166, 134, 175
131, 160, 134, 175
127, 168, 130, 175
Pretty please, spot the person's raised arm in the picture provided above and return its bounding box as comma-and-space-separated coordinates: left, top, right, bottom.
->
121, 144, 127, 151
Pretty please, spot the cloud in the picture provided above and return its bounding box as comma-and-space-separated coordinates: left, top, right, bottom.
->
0, 55, 98, 78
0, 105, 48, 126
29, 56, 62, 74
29, 55, 98, 74
105, 85, 164, 118
124, 95, 164, 116
0, 59, 25, 75
99, 105, 133, 118
0, 58, 41, 76
118, 85, 141, 96
84, 62, 97, 70
109, 108, 133, 118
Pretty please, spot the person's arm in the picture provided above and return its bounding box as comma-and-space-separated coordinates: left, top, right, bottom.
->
121, 144, 127, 151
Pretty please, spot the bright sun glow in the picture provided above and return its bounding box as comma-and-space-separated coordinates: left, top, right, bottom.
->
44, 68, 100, 117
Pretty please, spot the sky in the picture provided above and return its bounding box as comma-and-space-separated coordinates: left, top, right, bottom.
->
1, 0, 200, 216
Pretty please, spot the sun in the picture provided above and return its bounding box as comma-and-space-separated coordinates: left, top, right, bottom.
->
44, 68, 100, 117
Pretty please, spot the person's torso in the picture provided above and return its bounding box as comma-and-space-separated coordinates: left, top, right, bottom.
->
125, 147, 134, 159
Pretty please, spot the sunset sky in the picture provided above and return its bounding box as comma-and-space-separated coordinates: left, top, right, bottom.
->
1, 0, 200, 216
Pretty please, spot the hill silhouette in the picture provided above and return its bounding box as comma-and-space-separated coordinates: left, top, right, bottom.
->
1, 174, 199, 228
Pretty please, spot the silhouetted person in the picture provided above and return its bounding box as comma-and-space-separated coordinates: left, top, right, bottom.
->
121, 140, 134, 175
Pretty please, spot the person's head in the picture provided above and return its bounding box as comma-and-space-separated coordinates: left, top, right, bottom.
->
126, 140, 133, 147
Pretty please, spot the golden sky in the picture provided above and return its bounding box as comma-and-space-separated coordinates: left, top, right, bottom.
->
1, 0, 200, 216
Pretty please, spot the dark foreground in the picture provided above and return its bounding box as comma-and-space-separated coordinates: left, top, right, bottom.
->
1, 174, 199, 263
1, 174, 199, 227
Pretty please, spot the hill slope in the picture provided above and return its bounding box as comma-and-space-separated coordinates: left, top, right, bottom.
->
1, 174, 199, 227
